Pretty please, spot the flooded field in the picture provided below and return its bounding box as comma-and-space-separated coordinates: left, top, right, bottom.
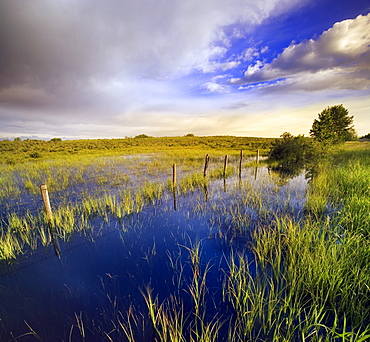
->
0, 153, 311, 341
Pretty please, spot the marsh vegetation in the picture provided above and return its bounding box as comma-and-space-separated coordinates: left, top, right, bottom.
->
0, 137, 369, 341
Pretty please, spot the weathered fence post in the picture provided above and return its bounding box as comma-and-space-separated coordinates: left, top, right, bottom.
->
223, 155, 228, 179
254, 149, 260, 180
40, 184, 61, 258
239, 149, 243, 180
203, 154, 210, 177
172, 163, 177, 189
40, 184, 53, 225
223, 155, 228, 192
172, 164, 177, 210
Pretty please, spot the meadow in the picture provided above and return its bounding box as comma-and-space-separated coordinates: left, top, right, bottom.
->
0, 136, 369, 341
0, 135, 274, 165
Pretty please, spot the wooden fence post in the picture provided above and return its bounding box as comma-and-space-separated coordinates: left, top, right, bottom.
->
40, 184, 53, 225
172, 164, 177, 210
239, 149, 243, 180
203, 154, 210, 177
223, 155, 228, 179
40, 184, 61, 258
172, 163, 177, 189
256, 149, 260, 164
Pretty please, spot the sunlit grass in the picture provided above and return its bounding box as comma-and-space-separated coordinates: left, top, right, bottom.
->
2, 139, 370, 340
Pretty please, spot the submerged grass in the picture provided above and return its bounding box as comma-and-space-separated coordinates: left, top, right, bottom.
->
0, 180, 163, 259
2, 140, 370, 341
105, 141, 370, 341
0, 135, 270, 203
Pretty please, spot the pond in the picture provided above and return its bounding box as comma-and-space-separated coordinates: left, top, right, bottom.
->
0, 158, 308, 341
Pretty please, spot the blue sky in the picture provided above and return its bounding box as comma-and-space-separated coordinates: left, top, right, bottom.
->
0, 0, 369, 139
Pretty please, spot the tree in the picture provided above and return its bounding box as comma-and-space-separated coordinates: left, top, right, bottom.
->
310, 105, 356, 144
134, 134, 150, 138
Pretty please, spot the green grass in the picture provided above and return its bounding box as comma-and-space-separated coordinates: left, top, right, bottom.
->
0, 136, 274, 165
0, 137, 265, 202
107, 141, 370, 341
2, 139, 370, 340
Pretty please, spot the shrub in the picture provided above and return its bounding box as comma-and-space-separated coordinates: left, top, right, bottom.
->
268, 132, 323, 176
29, 151, 42, 158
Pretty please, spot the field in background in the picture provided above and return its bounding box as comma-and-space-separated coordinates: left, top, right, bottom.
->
0, 136, 275, 165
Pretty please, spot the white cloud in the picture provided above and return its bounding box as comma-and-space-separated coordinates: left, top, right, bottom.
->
237, 47, 260, 61
202, 82, 230, 93
231, 13, 370, 91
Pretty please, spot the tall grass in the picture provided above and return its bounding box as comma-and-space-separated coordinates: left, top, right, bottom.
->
306, 141, 370, 234
0, 175, 172, 260
114, 241, 223, 342
104, 142, 370, 341
2, 141, 370, 340
178, 173, 209, 195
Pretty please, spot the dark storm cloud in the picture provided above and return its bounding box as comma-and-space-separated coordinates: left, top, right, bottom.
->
0, 0, 305, 99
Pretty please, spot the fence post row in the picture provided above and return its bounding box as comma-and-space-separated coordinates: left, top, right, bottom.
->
40, 150, 257, 253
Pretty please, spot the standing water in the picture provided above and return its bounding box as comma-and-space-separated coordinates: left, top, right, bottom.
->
0, 161, 308, 341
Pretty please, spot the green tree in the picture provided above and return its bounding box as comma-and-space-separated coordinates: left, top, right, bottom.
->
134, 134, 150, 139
310, 105, 356, 144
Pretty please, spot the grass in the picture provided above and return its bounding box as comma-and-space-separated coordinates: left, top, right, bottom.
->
99, 141, 370, 341
178, 173, 209, 195
2, 140, 370, 341
0, 136, 274, 165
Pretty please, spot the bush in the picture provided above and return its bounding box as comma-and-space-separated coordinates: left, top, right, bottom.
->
29, 151, 42, 158
268, 132, 323, 176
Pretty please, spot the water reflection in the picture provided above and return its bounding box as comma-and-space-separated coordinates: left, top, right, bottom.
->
267, 158, 318, 186
0, 165, 308, 340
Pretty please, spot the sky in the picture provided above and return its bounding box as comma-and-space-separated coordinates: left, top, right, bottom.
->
0, 0, 369, 140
